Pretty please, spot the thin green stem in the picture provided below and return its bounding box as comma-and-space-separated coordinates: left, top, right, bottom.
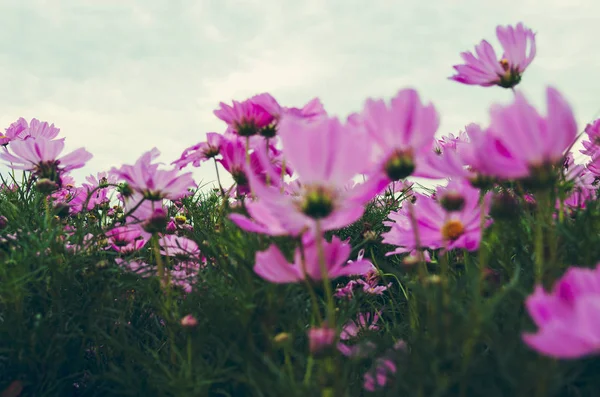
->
315, 221, 335, 327
213, 158, 225, 196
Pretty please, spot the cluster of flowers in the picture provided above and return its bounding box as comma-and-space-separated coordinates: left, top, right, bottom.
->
2, 21, 600, 392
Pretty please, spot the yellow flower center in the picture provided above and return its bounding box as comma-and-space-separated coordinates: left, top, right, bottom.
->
441, 219, 465, 241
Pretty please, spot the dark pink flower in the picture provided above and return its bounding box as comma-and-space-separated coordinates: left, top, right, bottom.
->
217, 135, 264, 195
523, 263, 600, 359
106, 226, 147, 253
214, 98, 274, 137
450, 23, 536, 88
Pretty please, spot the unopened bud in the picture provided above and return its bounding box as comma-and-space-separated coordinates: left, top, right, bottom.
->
143, 208, 168, 234
273, 332, 291, 346
180, 314, 198, 328
35, 178, 59, 194
440, 190, 465, 212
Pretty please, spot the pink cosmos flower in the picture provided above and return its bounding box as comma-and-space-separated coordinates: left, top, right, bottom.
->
581, 119, 600, 156
1, 117, 62, 146
337, 312, 381, 357
285, 97, 327, 120
363, 358, 397, 392
75, 171, 118, 210
523, 263, 600, 359
417, 134, 472, 180
335, 252, 392, 298
488, 87, 576, 172
171, 132, 223, 170
251, 93, 327, 123
560, 154, 597, 210
159, 235, 201, 259
116, 257, 202, 293
340, 312, 380, 341
253, 233, 374, 284
0, 137, 92, 184
120, 192, 156, 224
170, 261, 203, 293
450, 23, 536, 88
435, 130, 470, 153
217, 135, 265, 196
459, 88, 577, 183
360, 89, 439, 184
111, 148, 195, 201
458, 122, 527, 180
246, 114, 376, 235
308, 325, 336, 354
1, 118, 28, 145
214, 98, 274, 137
20, 118, 61, 140
106, 226, 147, 253
383, 179, 490, 252
229, 200, 289, 235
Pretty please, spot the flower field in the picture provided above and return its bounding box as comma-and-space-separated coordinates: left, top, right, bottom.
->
1, 22, 600, 396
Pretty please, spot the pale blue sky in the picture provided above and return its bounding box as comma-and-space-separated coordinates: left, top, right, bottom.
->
1, 0, 599, 186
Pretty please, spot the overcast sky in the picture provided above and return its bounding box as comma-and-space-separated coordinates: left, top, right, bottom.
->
1, 0, 599, 187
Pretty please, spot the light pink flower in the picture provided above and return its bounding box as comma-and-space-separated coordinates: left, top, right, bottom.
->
383, 179, 489, 252
112, 148, 195, 201
106, 226, 147, 253
581, 119, 600, 156
459, 88, 577, 183
159, 235, 201, 259
0, 137, 92, 184
561, 154, 597, 209
488, 87, 576, 171
20, 118, 61, 140
253, 233, 374, 284
361, 88, 439, 184
450, 23, 536, 88
1, 117, 28, 145
523, 264, 600, 359
229, 200, 289, 235
171, 132, 223, 170
246, 114, 376, 235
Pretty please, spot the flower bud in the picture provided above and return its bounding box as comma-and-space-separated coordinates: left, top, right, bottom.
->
143, 208, 168, 234
439, 190, 465, 212
180, 314, 198, 328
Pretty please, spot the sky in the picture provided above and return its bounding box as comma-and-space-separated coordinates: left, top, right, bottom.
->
1, 0, 600, 188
